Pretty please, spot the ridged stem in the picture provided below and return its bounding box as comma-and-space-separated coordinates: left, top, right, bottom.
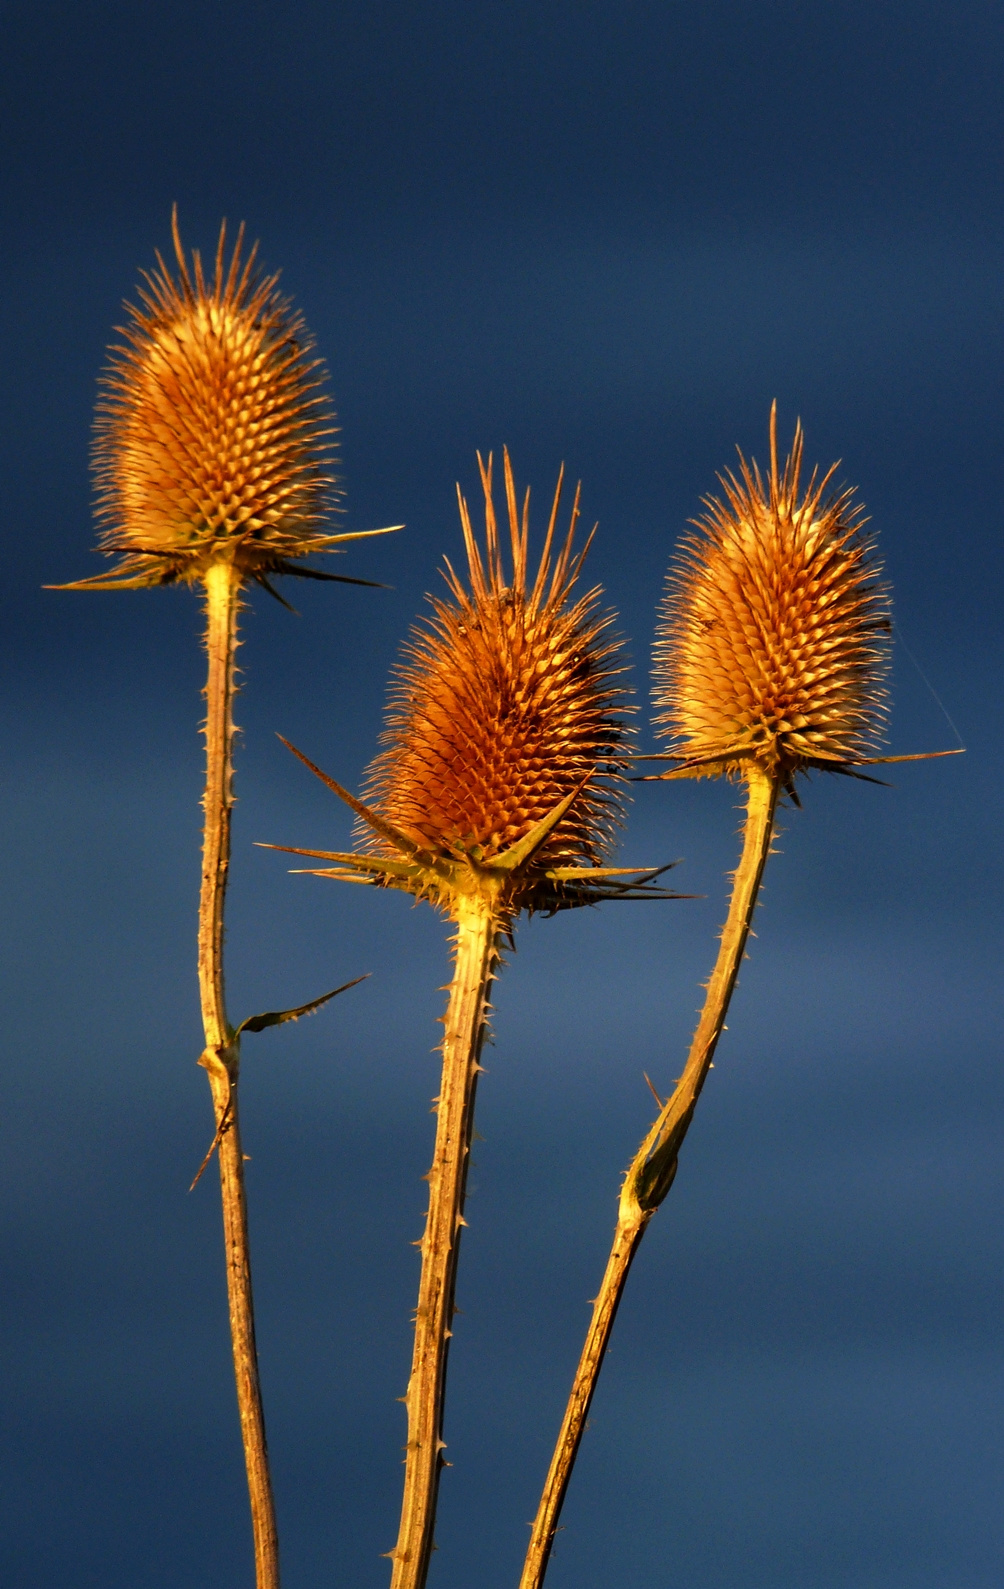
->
198, 559, 280, 1589
389, 896, 500, 1589
519, 763, 780, 1589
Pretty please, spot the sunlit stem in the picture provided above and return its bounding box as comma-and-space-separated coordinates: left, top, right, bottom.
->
198, 558, 280, 1589
389, 894, 500, 1589
519, 762, 780, 1589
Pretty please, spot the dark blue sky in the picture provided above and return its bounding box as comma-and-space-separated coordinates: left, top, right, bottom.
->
3, 4, 1002, 1586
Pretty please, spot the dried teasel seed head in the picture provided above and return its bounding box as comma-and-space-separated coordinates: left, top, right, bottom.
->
363, 449, 631, 879
90, 209, 340, 588
654, 404, 891, 782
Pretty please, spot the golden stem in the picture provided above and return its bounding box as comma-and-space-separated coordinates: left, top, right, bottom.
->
198, 559, 280, 1589
389, 896, 500, 1589
519, 763, 780, 1589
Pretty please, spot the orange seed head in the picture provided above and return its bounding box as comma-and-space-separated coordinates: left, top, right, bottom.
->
363, 450, 630, 874
654, 406, 890, 781
91, 210, 339, 587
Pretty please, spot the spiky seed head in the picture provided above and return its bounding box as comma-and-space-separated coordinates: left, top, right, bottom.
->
90, 209, 339, 588
363, 449, 630, 882
654, 405, 890, 782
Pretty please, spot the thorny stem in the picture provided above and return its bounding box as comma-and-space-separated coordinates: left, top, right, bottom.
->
519, 763, 780, 1589
198, 559, 280, 1589
389, 896, 500, 1589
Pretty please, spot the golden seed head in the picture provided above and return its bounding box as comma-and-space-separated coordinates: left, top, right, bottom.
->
363, 449, 630, 875
654, 406, 890, 780
91, 209, 339, 586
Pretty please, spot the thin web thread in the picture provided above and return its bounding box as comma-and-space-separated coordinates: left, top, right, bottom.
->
893, 622, 966, 750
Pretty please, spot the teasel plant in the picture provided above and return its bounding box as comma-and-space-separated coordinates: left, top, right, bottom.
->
50, 210, 397, 1589
519, 403, 960, 1589
264, 450, 680, 1589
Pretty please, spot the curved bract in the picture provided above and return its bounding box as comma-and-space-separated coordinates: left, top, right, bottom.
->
270, 735, 674, 921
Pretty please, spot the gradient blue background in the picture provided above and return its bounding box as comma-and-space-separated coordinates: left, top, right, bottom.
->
3, 3, 1002, 1585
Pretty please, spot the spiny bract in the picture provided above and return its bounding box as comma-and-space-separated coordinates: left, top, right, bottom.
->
654, 406, 890, 782
90, 210, 339, 588
363, 449, 630, 874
